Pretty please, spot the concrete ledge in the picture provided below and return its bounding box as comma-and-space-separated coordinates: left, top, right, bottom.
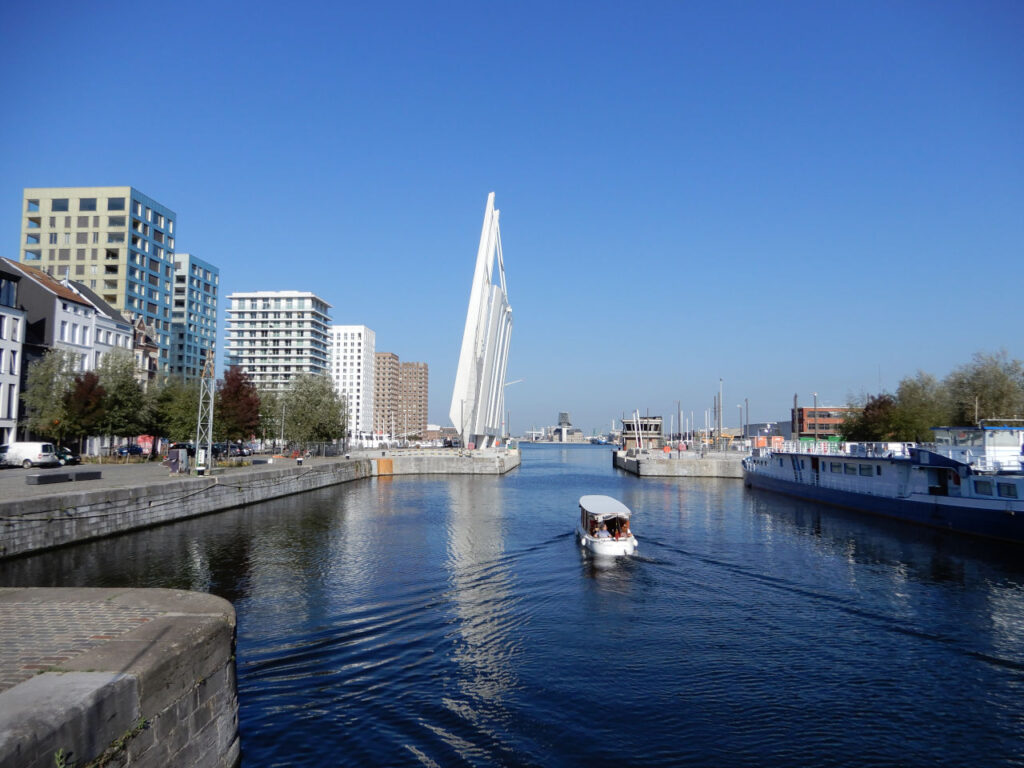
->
614, 450, 744, 478
25, 473, 72, 485
0, 588, 238, 768
73, 470, 102, 481
1, 459, 374, 559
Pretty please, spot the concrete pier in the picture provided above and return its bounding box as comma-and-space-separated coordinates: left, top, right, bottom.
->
0, 588, 238, 768
614, 449, 745, 478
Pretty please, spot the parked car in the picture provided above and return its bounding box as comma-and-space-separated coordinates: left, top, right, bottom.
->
55, 446, 81, 466
4, 442, 60, 469
168, 442, 196, 457
116, 444, 144, 456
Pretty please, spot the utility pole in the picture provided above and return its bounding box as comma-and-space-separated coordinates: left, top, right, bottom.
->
195, 357, 215, 475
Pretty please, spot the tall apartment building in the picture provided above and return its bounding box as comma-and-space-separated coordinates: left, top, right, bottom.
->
225, 290, 331, 392
373, 352, 399, 436
400, 361, 429, 438
20, 187, 176, 372
329, 325, 375, 438
0, 263, 25, 445
373, 352, 428, 438
171, 253, 219, 380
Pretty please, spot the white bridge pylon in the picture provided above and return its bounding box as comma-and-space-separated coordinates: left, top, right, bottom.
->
449, 192, 513, 449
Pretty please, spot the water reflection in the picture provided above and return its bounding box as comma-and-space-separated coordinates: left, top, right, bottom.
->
444, 476, 517, 706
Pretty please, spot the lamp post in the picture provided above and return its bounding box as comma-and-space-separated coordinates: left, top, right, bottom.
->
812, 392, 818, 443
737, 404, 743, 442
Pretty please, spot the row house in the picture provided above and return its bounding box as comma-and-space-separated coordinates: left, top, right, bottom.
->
0, 262, 25, 444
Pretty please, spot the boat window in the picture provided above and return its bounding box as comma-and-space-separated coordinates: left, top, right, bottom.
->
779, 459, 784, 467
974, 480, 993, 496
830, 462, 842, 473
844, 463, 857, 475
997, 483, 1019, 499
876, 466, 882, 476
859, 464, 873, 477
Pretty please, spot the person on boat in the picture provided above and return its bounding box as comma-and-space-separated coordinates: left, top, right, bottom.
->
596, 523, 612, 539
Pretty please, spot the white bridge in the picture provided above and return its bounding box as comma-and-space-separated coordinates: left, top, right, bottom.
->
449, 193, 513, 449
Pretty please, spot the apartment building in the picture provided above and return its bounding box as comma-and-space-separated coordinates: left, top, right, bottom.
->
374, 352, 429, 439
0, 262, 25, 444
20, 187, 176, 372
171, 253, 219, 380
399, 361, 429, 438
373, 352, 399, 436
225, 290, 331, 392
329, 325, 375, 438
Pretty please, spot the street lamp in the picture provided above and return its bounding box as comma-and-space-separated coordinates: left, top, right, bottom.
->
737, 404, 743, 441
812, 392, 818, 443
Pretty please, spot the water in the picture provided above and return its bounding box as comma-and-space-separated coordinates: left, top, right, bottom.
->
4, 444, 1024, 766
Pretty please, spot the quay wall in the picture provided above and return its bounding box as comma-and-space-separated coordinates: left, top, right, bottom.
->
0, 459, 374, 560
0, 588, 238, 768
614, 450, 744, 478
378, 449, 521, 476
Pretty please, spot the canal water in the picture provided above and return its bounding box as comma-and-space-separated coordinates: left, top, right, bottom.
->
4, 444, 1024, 766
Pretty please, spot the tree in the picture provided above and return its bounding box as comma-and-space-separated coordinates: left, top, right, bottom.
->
62, 371, 107, 451
840, 393, 898, 441
96, 348, 145, 442
282, 374, 346, 446
216, 366, 261, 442
157, 377, 201, 443
257, 388, 282, 445
944, 350, 1024, 425
21, 349, 76, 442
892, 371, 952, 441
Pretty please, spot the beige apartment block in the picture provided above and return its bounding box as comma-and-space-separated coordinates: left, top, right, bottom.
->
20, 186, 176, 371
373, 352, 428, 439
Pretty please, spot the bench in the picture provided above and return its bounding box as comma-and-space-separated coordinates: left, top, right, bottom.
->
25, 469, 103, 485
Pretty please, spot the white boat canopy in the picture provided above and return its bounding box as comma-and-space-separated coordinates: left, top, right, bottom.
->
579, 495, 632, 521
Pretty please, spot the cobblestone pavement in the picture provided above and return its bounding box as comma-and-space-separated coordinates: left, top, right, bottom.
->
0, 595, 161, 692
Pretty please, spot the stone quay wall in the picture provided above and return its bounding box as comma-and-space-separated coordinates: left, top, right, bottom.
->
377, 448, 521, 476
0, 588, 238, 768
0, 459, 374, 560
614, 450, 744, 478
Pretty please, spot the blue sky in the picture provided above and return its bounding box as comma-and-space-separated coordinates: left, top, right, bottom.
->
2, 1, 1021, 435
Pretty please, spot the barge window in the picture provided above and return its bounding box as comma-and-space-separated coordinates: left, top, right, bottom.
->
844, 463, 857, 475
876, 466, 882, 476
974, 480, 993, 496
997, 483, 1019, 499
830, 462, 841, 473
859, 464, 873, 477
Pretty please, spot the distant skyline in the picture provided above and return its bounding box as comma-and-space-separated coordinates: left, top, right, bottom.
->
2, 1, 1021, 435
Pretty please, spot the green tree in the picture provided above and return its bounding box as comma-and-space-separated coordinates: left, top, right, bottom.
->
944, 350, 1024, 425
257, 388, 282, 446
216, 366, 261, 442
21, 349, 76, 442
62, 371, 107, 451
157, 377, 201, 443
840, 393, 898, 441
892, 371, 952, 440
96, 348, 145, 443
282, 374, 346, 446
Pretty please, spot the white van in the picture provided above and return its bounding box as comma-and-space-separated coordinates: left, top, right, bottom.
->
3, 442, 60, 469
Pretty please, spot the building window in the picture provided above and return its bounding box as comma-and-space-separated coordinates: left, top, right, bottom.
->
27, 199, 39, 212
24, 250, 41, 261
108, 197, 125, 211
51, 199, 69, 212
108, 216, 126, 227
25, 233, 39, 244
79, 198, 97, 212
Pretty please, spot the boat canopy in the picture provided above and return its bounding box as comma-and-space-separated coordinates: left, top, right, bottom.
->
579, 495, 632, 521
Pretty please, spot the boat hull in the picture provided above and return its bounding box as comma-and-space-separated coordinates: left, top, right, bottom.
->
577, 525, 638, 556
744, 466, 1024, 544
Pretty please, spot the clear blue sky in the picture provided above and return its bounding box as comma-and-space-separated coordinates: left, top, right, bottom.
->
2, 1, 1021, 435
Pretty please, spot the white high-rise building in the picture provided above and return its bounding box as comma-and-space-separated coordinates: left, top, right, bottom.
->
225, 290, 331, 393
329, 325, 375, 439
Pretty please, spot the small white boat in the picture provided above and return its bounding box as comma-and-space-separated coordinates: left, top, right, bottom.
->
576, 495, 638, 556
